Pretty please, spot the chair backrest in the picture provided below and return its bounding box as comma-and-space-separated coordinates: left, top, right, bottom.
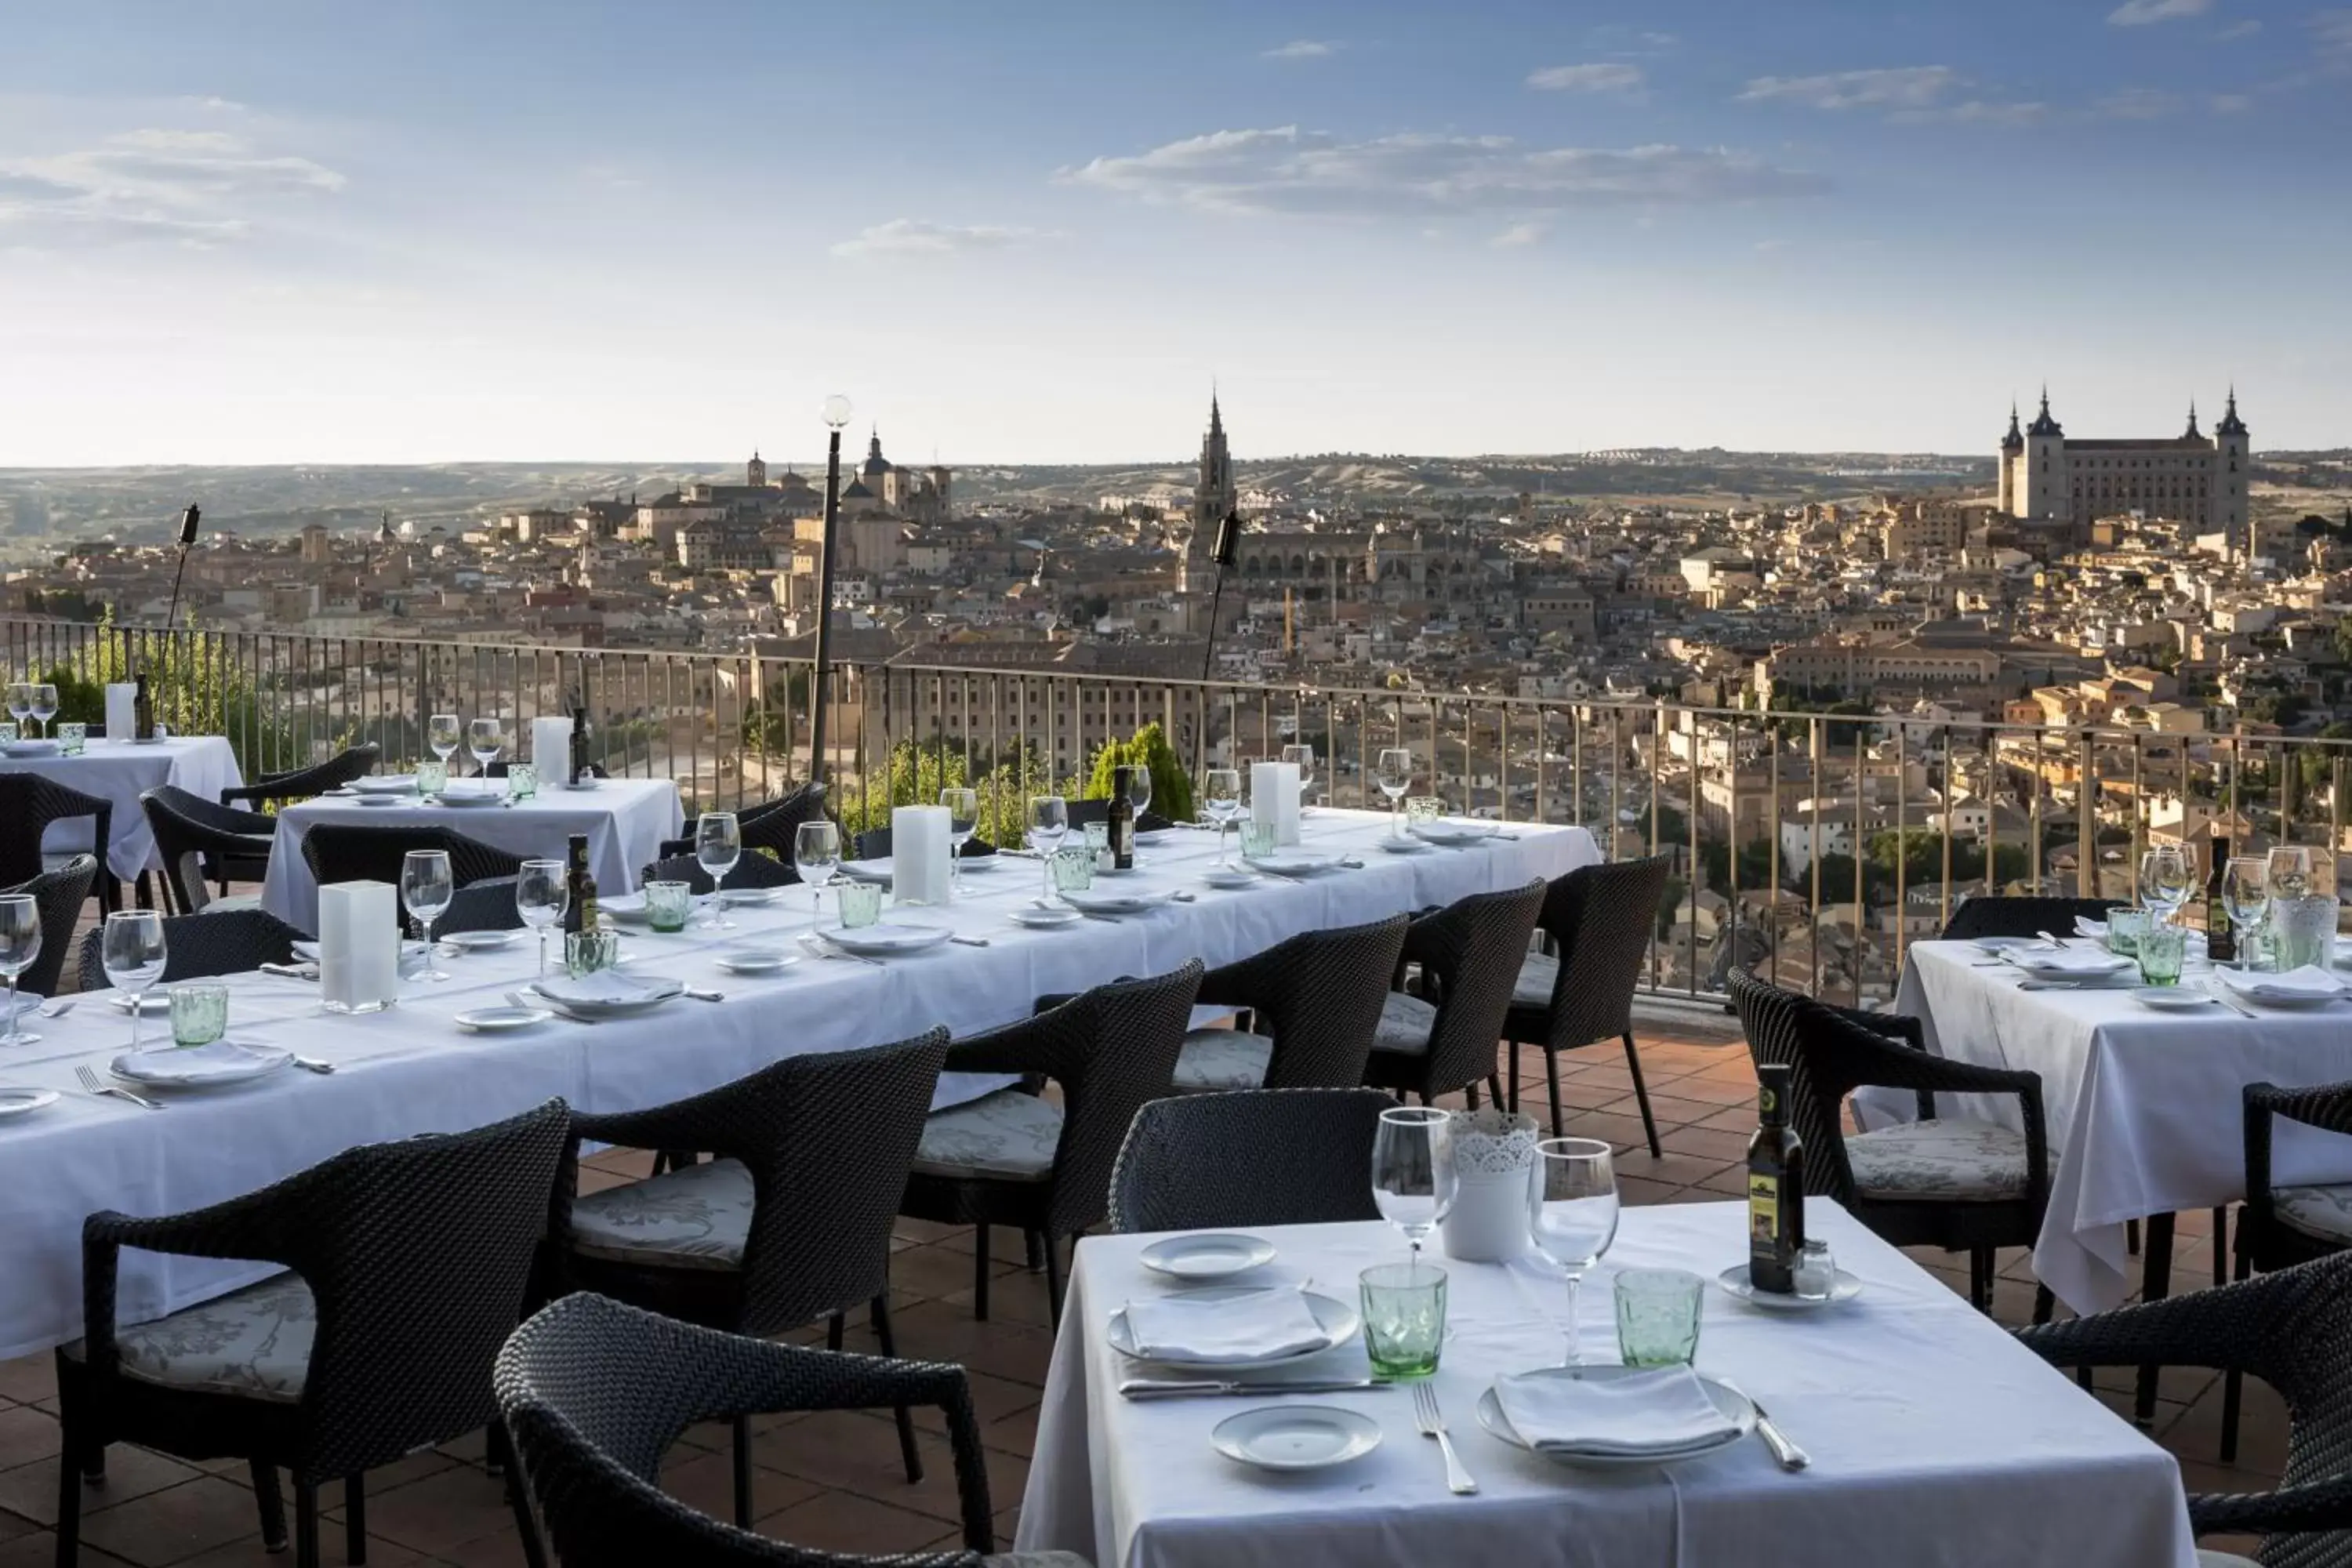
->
1726, 970, 1876, 1204
495, 1293, 992, 1568
1243, 914, 1410, 1089
1533, 856, 1672, 1051
851, 829, 995, 862
1406, 880, 1546, 1094
2, 854, 97, 997
1030, 963, 1202, 1238
1109, 1089, 1393, 1232
1063, 798, 1174, 833
642, 850, 800, 895
735, 786, 830, 858
223, 744, 382, 807
141, 785, 274, 916
78, 908, 309, 991
1938, 895, 2122, 942
0, 774, 109, 888
441, 877, 525, 933
301, 822, 524, 890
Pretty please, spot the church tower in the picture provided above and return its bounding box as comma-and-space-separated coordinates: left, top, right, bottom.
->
1189, 394, 1236, 574
1997, 403, 2023, 514
2021, 387, 2066, 522
2213, 387, 2250, 556
746, 449, 767, 488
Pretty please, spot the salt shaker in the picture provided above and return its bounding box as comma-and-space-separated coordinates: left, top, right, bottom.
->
1794, 1238, 1836, 1301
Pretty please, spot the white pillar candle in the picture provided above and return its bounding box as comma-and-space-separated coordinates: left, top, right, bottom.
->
104, 684, 137, 742
1251, 761, 1302, 846
531, 716, 574, 774
318, 880, 399, 1014
891, 804, 953, 906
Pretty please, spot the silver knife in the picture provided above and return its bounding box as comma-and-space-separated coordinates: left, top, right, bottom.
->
2206, 983, 2260, 1018
1119, 1377, 1392, 1400
1745, 1396, 1810, 1470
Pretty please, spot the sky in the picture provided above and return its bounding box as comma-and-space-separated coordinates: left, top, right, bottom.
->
0, 0, 2346, 466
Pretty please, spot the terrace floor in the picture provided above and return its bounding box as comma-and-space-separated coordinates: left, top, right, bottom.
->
0, 984, 2278, 1566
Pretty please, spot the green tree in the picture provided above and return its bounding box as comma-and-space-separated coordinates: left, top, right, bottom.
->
37, 616, 303, 783
833, 738, 1043, 851
2299, 722, 2352, 790
1081, 721, 1196, 822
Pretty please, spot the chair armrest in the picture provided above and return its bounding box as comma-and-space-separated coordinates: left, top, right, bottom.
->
1825, 1001, 1925, 1050
81, 1191, 303, 1381
943, 1011, 1061, 1078
2191, 1475, 2352, 1537
2016, 1279, 2266, 1375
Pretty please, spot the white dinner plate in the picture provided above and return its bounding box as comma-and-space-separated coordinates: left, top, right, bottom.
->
1141, 1232, 1278, 1281
444, 928, 521, 952
1243, 850, 1341, 877
354, 793, 405, 808
720, 886, 786, 906
1375, 836, 1435, 855
815, 921, 953, 956
837, 858, 895, 885
1061, 888, 1180, 916
112, 1040, 292, 1088
952, 855, 1000, 873
1107, 1287, 1360, 1373
2228, 988, 2347, 1011
0, 1087, 60, 1120
1715, 1263, 1864, 1311
433, 789, 504, 808
107, 993, 171, 1016
1475, 1367, 1755, 1468
1410, 821, 1497, 847
1211, 1406, 1381, 1472
1973, 936, 2041, 954
2, 740, 60, 758
715, 949, 799, 976
1200, 866, 1258, 889
1009, 905, 1083, 929
598, 892, 651, 925
2135, 987, 2219, 1011
455, 1005, 552, 1033
528, 974, 685, 1015
559, 778, 604, 791
350, 775, 417, 794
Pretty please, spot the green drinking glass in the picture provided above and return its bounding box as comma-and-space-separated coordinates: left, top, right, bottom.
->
2136, 924, 2186, 985
168, 982, 230, 1048
1359, 1261, 1447, 1378
1615, 1268, 1704, 1368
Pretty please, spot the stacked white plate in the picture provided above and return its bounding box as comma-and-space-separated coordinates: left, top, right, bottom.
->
814, 921, 952, 957
350, 775, 417, 795
2213, 966, 2350, 1010
1241, 849, 1341, 877
2, 739, 60, 758
1062, 887, 1181, 916
434, 782, 504, 808
529, 971, 685, 1017
837, 858, 895, 885
2002, 947, 2138, 985
1476, 1365, 1755, 1468
1107, 1287, 1359, 1373
1410, 820, 1497, 848
111, 1041, 292, 1089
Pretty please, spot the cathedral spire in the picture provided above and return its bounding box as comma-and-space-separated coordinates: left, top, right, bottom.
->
2215, 385, 2247, 437
2183, 400, 2201, 440
2002, 401, 2024, 451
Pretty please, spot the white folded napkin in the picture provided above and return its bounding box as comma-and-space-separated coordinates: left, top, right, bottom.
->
2215, 965, 2347, 1000
2074, 916, 2109, 938
837, 858, 894, 884
533, 970, 676, 1006
1121, 1289, 1329, 1363
2005, 946, 2134, 975
1493, 1368, 1740, 1457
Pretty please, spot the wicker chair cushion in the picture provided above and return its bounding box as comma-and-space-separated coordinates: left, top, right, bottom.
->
1367, 992, 1440, 1058
912, 1089, 1062, 1182
569, 1157, 753, 1272
1513, 949, 1559, 1008
1172, 1029, 1272, 1092
2270, 1183, 2352, 1247
1844, 1118, 2030, 1202
107, 1272, 314, 1404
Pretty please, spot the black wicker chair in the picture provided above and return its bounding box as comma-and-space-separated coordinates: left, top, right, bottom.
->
1364, 881, 1545, 1109
495, 1291, 1090, 1568
1171, 916, 1410, 1094
657, 783, 828, 863
851, 828, 998, 861
140, 785, 274, 914
56, 1100, 570, 1568
0, 773, 119, 914
2019, 1253, 2352, 1567
441, 877, 527, 934
1062, 799, 1174, 833
77, 909, 309, 992
2, 854, 97, 999
1501, 855, 1673, 1151
641, 850, 804, 897
301, 822, 525, 890
901, 964, 1202, 1324
554, 1031, 951, 1526
1109, 1089, 1394, 1233
216, 743, 380, 809
1728, 971, 2053, 1317
1939, 895, 2124, 942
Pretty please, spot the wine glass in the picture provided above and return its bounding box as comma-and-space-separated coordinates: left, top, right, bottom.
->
100, 909, 169, 1052
515, 858, 568, 978
2224, 855, 2270, 973
3, 684, 27, 734
28, 684, 56, 739
2140, 845, 2192, 926
941, 787, 979, 891
1370, 1105, 1455, 1263
401, 849, 455, 980
1027, 795, 1069, 904
426, 713, 462, 768
1281, 742, 1316, 808
1528, 1136, 1620, 1366
1201, 768, 1243, 866
466, 717, 505, 778
794, 819, 841, 921
2268, 844, 2314, 904
0, 895, 40, 1047
698, 811, 742, 928
1376, 747, 1413, 836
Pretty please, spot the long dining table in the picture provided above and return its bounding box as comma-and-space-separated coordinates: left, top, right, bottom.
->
0, 808, 1596, 1360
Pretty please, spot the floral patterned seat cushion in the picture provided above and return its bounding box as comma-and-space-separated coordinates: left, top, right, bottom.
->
1368, 992, 1440, 1058
913, 1088, 1064, 1183
1842, 1117, 2030, 1203
1513, 950, 1559, 1010
102, 1271, 315, 1404
1173, 1029, 1272, 1092
570, 1156, 753, 1272
2270, 1183, 2352, 1246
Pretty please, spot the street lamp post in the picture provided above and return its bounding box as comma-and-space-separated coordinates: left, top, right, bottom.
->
808, 394, 852, 786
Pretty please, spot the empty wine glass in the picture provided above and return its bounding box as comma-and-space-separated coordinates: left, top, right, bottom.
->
941, 787, 979, 891
1027, 795, 1069, 904
1377, 747, 1413, 836
2140, 845, 2192, 926
1370, 1105, 1455, 1262
100, 909, 168, 1052
3, 685, 27, 734
2268, 844, 2314, 903
28, 684, 56, 739
466, 717, 505, 777
426, 713, 462, 768
1529, 1136, 1620, 1366
0, 895, 40, 1047
1281, 742, 1316, 808
794, 818, 841, 921
401, 849, 455, 981
1201, 768, 1243, 866
698, 811, 742, 927
2224, 855, 2270, 973
515, 858, 568, 978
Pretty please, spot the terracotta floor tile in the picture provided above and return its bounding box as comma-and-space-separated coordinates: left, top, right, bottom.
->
340, 1465, 517, 1558
0, 1447, 203, 1529
756, 1486, 977, 1558
0, 1411, 59, 1475
75, 1477, 270, 1568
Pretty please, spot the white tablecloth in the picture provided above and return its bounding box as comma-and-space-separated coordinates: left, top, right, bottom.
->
0, 809, 1595, 1359
258, 778, 687, 933
1883, 940, 2352, 1313
1019, 1205, 2196, 1568
0, 736, 245, 881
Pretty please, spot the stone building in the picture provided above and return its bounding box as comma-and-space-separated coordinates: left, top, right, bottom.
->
1998, 389, 2251, 550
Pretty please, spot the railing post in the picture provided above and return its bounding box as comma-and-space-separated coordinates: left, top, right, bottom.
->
2077, 730, 2097, 898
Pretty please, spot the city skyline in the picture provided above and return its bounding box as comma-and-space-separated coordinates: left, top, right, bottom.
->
2, 1, 2348, 466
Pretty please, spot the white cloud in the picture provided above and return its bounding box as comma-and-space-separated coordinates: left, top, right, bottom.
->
830, 218, 1044, 257
2107, 0, 2212, 24
2316, 9, 2352, 54
0, 125, 343, 246
1527, 63, 1645, 93
1261, 39, 1336, 60
1490, 222, 1544, 247
2094, 87, 2184, 118
2209, 92, 2253, 112
2216, 19, 2263, 38
1059, 126, 1826, 218
1910, 99, 2049, 125
1737, 66, 1956, 111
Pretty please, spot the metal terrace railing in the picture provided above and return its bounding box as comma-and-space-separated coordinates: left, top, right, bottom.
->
5, 615, 2345, 1007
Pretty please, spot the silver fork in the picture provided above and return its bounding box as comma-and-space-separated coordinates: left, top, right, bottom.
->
76, 1064, 162, 1111
1410, 1383, 1477, 1494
